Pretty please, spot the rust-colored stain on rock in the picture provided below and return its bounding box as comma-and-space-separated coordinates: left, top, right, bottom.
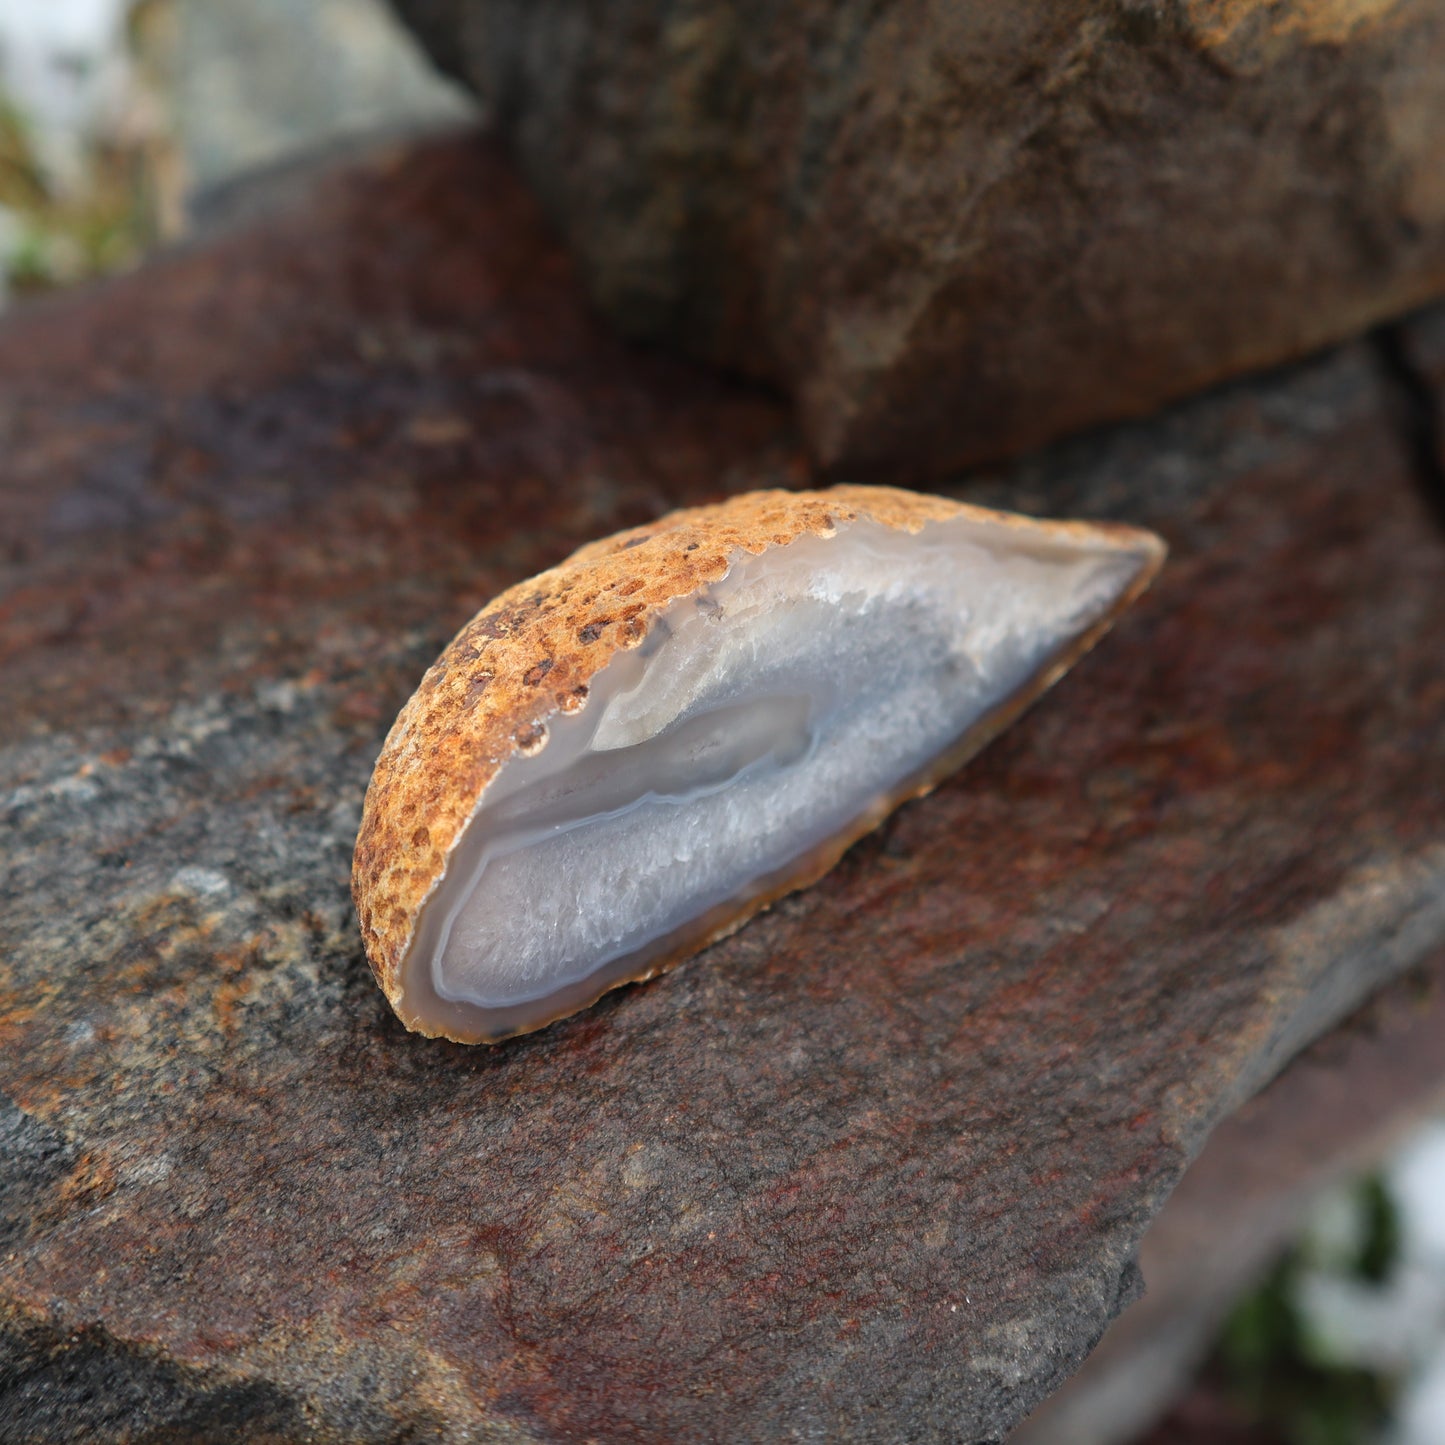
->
1185, 0, 1404, 51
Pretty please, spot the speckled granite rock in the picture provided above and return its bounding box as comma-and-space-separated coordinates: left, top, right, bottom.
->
2, 134, 1445, 1443
392, 0, 1445, 476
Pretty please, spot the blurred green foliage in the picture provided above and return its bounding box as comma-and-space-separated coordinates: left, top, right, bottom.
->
1213, 1175, 1403, 1445
0, 95, 148, 294
0, 0, 173, 298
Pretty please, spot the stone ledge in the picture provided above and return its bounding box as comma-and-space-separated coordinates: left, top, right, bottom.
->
1, 134, 1443, 1443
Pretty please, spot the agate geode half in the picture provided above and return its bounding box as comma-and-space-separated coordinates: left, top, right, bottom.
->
353, 486, 1165, 1042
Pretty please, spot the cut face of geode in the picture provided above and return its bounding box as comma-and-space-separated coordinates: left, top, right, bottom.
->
353, 487, 1165, 1042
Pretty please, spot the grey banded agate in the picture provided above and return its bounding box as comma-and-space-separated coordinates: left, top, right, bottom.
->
402, 515, 1158, 1039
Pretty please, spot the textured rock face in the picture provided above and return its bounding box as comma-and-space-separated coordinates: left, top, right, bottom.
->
2, 134, 1445, 1442
393, 0, 1445, 475
1019, 948, 1445, 1445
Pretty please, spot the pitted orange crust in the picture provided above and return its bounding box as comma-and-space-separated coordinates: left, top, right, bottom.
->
351, 485, 1161, 1023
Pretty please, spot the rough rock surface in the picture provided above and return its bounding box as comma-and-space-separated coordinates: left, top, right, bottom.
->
2, 134, 1445, 1442
1018, 948, 1445, 1445
392, 0, 1445, 476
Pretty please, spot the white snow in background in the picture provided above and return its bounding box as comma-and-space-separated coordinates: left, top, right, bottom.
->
1396, 1352, 1445, 1445
0, 0, 130, 183
1393, 1122, 1445, 1263
1295, 1119, 1445, 1444
1384, 1121, 1445, 1445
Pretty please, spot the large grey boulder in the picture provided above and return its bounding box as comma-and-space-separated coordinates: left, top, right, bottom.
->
394, 0, 1445, 475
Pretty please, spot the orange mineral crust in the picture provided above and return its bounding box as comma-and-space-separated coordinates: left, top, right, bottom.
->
352, 485, 1165, 1042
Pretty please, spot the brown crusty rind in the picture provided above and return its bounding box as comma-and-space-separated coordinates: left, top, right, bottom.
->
352, 485, 1164, 1037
